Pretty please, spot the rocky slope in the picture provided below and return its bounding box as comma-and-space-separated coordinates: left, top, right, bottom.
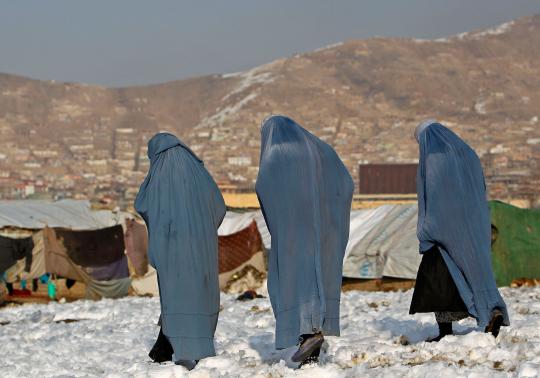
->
0, 14, 539, 204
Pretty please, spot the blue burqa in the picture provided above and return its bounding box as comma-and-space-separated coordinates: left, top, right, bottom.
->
135, 133, 226, 360
255, 115, 354, 349
416, 122, 509, 327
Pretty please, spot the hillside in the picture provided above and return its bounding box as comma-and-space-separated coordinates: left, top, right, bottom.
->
1, 15, 539, 205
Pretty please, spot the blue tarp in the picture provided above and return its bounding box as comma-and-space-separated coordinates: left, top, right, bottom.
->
416, 122, 509, 327
256, 115, 354, 349
135, 133, 226, 360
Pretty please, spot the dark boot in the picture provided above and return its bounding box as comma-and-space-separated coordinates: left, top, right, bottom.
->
175, 359, 198, 370
148, 328, 174, 363
291, 333, 324, 363
428, 322, 452, 342
485, 308, 504, 338
298, 345, 321, 368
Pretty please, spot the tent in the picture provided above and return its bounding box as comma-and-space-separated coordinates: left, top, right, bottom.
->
0, 200, 131, 300
42, 226, 131, 299
489, 201, 540, 286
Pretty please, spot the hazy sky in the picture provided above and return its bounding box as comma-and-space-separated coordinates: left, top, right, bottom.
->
1, 1, 540, 87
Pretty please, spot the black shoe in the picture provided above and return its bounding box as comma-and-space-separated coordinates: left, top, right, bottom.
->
485, 309, 504, 338
427, 334, 446, 342
298, 346, 321, 368
175, 359, 198, 370
291, 333, 324, 363
427, 322, 452, 342
148, 328, 174, 363
236, 290, 264, 301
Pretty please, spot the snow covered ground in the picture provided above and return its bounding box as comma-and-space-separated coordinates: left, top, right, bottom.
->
1, 286, 539, 377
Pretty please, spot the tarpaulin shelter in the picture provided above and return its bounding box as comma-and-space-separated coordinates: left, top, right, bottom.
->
489, 200, 540, 286
0, 200, 132, 300
41, 226, 129, 299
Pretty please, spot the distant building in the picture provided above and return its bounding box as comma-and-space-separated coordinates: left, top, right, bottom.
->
217, 181, 239, 193
24, 184, 35, 197
228, 156, 252, 166
358, 164, 417, 195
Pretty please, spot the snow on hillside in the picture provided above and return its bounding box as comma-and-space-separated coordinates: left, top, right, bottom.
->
415, 20, 516, 44
459, 20, 516, 40
195, 63, 279, 131
0, 287, 539, 377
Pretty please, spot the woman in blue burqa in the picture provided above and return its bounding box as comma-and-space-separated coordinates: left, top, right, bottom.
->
409, 120, 509, 342
135, 132, 226, 369
256, 115, 354, 365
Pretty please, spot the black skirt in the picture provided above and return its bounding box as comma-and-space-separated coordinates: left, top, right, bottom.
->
409, 245, 468, 314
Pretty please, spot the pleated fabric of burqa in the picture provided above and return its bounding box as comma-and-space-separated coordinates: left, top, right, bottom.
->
255, 115, 354, 349
135, 133, 226, 360
416, 122, 509, 327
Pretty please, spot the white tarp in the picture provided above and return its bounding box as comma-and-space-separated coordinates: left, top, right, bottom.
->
343, 204, 421, 279
0, 200, 122, 230
345, 205, 395, 261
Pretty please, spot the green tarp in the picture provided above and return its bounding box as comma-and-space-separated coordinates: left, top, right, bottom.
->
490, 201, 540, 286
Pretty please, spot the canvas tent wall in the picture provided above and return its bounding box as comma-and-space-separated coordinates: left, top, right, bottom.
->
489, 200, 540, 286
